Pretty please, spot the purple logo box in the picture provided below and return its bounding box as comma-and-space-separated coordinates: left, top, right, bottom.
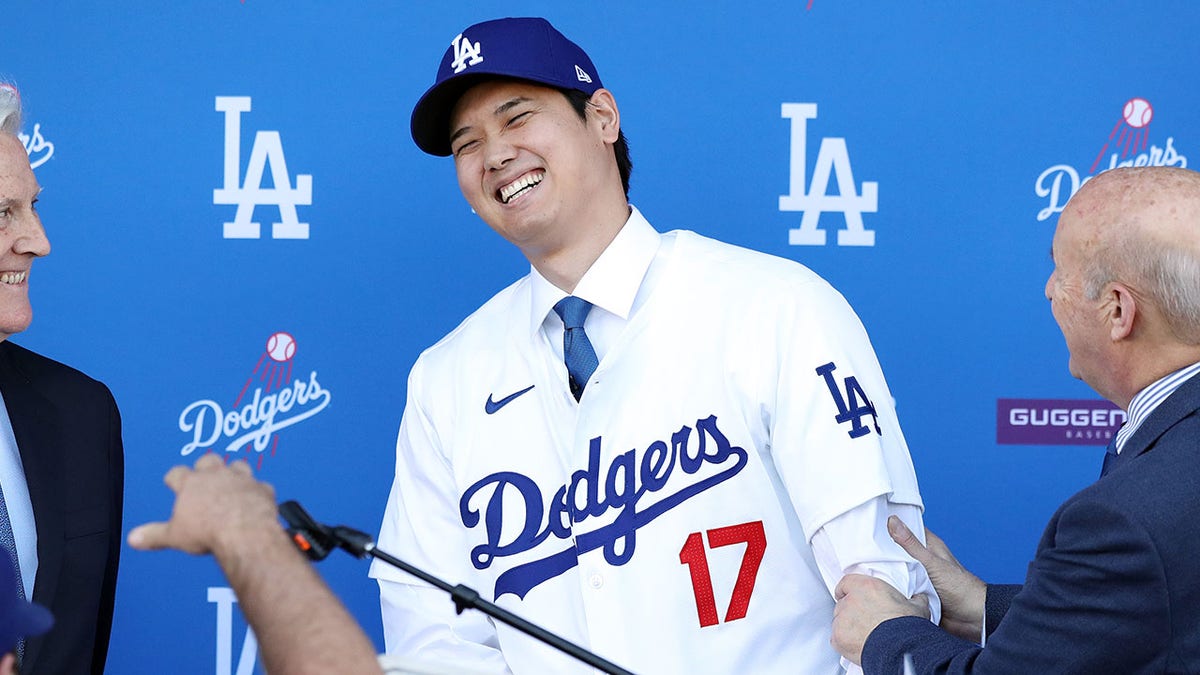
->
996, 398, 1126, 446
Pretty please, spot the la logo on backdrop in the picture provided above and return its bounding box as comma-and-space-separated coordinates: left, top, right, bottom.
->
213, 96, 313, 239
177, 331, 332, 470
778, 103, 879, 246
1034, 97, 1190, 221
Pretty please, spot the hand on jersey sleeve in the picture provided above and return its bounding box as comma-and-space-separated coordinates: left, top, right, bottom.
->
887, 516, 986, 642
832, 573, 931, 665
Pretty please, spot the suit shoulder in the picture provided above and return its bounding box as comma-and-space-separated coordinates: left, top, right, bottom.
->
1058, 419, 1200, 562
1085, 413, 1200, 504
1, 342, 117, 403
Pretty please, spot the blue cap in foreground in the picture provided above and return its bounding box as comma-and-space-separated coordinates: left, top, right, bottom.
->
0, 555, 51, 654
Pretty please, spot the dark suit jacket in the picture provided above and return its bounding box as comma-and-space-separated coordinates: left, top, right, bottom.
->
863, 372, 1200, 674
0, 341, 123, 674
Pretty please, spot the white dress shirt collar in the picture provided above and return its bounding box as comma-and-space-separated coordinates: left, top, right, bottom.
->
527, 205, 661, 336
1113, 360, 1200, 454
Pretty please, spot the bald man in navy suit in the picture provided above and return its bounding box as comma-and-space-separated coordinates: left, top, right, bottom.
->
831, 166, 1200, 673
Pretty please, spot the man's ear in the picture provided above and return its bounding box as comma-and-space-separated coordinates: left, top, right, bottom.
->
1107, 282, 1138, 341
588, 89, 620, 144
1, 651, 16, 675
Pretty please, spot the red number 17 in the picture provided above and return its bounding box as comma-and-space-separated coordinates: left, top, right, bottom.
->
678, 520, 767, 628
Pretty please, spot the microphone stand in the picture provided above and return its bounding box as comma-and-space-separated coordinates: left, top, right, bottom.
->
278, 501, 636, 675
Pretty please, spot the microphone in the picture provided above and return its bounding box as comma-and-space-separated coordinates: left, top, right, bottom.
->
278, 500, 338, 561
277, 500, 636, 675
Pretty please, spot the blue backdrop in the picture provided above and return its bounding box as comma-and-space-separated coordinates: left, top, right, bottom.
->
2, 2, 1197, 672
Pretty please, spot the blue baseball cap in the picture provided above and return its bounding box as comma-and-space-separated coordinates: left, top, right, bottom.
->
411, 17, 605, 156
0, 555, 52, 653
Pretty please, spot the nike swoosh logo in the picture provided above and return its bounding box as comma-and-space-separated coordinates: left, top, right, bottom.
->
485, 385, 536, 414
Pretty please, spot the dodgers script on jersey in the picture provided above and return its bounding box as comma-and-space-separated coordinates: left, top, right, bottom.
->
372, 210, 930, 674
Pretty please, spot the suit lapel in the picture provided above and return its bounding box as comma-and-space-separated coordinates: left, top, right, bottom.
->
0, 342, 63, 671
1116, 370, 1200, 470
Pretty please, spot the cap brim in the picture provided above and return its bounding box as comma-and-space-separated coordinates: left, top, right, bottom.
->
411, 69, 598, 156
410, 73, 495, 157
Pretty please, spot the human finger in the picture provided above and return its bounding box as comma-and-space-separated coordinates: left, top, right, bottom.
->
912, 593, 932, 619
194, 453, 225, 471
163, 465, 192, 492
834, 573, 869, 601
924, 529, 954, 561
127, 522, 170, 550
888, 515, 932, 564
228, 460, 253, 477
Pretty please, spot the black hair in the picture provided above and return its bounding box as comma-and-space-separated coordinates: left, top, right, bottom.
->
560, 88, 632, 197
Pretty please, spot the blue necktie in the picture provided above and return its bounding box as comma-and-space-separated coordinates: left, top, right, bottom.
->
1100, 437, 1119, 478
0, 481, 25, 660
553, 296, 599, 401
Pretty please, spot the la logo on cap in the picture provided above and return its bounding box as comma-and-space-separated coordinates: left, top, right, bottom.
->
451, 32, 484, 73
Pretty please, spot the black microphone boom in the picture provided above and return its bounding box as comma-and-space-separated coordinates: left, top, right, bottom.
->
277, 500, 636, 675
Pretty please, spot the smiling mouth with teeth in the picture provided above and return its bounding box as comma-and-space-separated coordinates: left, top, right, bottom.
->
499, 172, 544, 204
0, 272, 26, 285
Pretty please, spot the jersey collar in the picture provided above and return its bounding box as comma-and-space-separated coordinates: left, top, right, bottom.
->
528, 205, 661, 336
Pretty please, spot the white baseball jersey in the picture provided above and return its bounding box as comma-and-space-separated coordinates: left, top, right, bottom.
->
372, 208, 933, 674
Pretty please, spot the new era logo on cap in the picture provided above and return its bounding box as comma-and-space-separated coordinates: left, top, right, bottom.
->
411, 17, 606, 156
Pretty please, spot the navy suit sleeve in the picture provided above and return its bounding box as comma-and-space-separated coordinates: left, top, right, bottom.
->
91, 389, 123, 674
864, 617, 981, 674
983, 584, 1020, 638
861, 498, 1169, 674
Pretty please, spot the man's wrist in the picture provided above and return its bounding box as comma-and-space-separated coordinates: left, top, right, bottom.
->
212, 520, 292, 566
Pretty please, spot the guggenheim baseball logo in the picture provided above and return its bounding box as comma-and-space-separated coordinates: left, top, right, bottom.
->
214, 96, 312, 239
178, 332, 331, 467
779, 103, 878, 246
1035, 97, 1189, 221
997, 398, 1126, 445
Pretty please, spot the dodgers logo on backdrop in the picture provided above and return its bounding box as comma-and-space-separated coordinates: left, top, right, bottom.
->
213, 96, 313, 239
996, 398, 1126, 445
779, 103, 878, 246
18, 123, 54, 170
459, 414, 748, 600
1035, 98, 1190, 221
178, 332, 331, 468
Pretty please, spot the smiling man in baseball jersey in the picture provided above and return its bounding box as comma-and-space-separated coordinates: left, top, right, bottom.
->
372, 17, 937, 673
